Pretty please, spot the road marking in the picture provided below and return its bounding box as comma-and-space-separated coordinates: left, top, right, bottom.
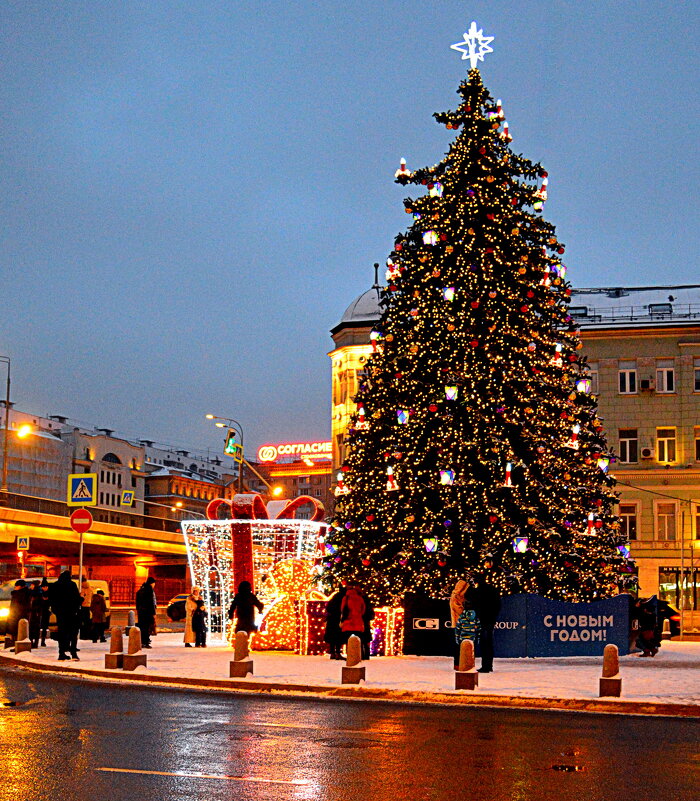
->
237, 721, 399, 736
96, 768, 309, 785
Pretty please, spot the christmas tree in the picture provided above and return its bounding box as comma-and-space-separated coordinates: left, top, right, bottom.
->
324, 32, 629, 606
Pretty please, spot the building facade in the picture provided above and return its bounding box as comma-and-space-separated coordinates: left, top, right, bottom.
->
330, 284, 700, 623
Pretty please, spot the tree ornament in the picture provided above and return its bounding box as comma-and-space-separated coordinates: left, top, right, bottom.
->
503, 462, 513, 487
334, 471, 350, 496
355, 404, 369, 430
395, 158, 410, 179
386, 466, 399, 492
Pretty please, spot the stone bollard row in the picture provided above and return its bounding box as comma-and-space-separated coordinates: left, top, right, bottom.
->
455, 639, 478, 690
599, 643, 622, 697
341, 635, 366, 684
124, 610, 135, 634
14, 619, 32, 655
229, 631, 253, 678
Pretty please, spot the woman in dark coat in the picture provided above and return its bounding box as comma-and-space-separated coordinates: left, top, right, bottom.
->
227, 581, 263, 634
340, 586, 366, 657
28, 581, 43, 647
323, 587, 346, 659
38, 578, 51, 646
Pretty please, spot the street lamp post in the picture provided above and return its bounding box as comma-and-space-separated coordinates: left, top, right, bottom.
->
206, 414, 245, 493
145, 499, 206, 520
1, 356, 11, 494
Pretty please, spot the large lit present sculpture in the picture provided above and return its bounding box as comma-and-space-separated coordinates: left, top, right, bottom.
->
180, 493, 328, 647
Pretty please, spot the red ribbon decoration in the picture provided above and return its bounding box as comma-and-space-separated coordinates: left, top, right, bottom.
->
205, 493, 325, 523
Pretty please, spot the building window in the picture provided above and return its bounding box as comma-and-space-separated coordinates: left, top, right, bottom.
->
588, 361, 599, 395
657, 428, 676, 463
618, 429, 638, 464
100, 470, 104, 482
619, 503, 638, 540
695, 503, 700, 539
99, 492, 104, 504
694, 358, 700, 392
655, 502, 677, 540
656, 359, 675, 393
618, 361, 637, 394
659, 567, 699, 611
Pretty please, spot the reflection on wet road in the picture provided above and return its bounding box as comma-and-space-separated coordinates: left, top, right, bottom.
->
1, 665, 698, 801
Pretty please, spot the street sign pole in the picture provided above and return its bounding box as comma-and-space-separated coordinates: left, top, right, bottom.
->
78, 521, 84, 582
70, 508, 93, 581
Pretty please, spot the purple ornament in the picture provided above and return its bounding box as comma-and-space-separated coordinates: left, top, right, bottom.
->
344, 522, 353, 530
467, 189, 475, 196
444, 519, 453, 527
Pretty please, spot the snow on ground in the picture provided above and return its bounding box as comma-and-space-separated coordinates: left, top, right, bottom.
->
9, 634, 700, 706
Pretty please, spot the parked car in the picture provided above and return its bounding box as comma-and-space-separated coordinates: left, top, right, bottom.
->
166, 594, 188, 621
0, 577, 110, 637
656, 597, 681, 638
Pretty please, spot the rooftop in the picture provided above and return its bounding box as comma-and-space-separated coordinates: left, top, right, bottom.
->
332, 284, 700, 334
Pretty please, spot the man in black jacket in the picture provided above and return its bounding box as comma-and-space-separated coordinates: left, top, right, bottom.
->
8, 580, 31, 641
135, 577, 157, 648
48, 571, 82, 661
468, 573, 502, 673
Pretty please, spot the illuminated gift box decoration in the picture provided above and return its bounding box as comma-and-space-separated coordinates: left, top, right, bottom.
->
181, 493, 327, 648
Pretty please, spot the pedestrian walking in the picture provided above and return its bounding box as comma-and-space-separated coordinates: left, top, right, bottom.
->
635, 596, 659, 657
38, 578, 51, 646
90, 589, 108, 643
227, 581, 263, 635
468, 573, 501, 673
80, 579, 93, 640
135, 577, 157, 648
7, 580, 31, 641
450, 578, 471, 668
48, 570, 82, 661
454, 590, 480, 669
192, 599, 208, 647
339, 586, 366, 654
323, 586, 346, 659
28, 580, 43, 647
184, 587, 202, 647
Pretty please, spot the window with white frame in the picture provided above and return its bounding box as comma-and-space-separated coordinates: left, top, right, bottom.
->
695, 358, 700, 392
618, 429, 638, 463
656, 359, 675, 393
619, 503, 638, 540
588, 361, 599, 395
618, 360, 637, 394
657, 428, 677, 462
655, 501, 677, 540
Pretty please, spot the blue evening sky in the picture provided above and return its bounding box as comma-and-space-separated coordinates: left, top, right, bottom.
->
2, 1, 698, 456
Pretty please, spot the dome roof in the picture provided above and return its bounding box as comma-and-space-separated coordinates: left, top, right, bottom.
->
331, 288, 382, 334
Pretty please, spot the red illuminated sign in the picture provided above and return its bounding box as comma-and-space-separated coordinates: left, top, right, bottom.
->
257, 441, 332, 463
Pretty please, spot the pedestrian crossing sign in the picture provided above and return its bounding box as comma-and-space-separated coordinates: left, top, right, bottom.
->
67, 473, 98, 507
121, 490, 134, 507
16, 536, 29, 551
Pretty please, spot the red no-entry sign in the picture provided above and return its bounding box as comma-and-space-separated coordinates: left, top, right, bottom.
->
70, 508, 93, 534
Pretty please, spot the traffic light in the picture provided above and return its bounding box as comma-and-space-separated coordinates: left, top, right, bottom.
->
223, 429, 243, 462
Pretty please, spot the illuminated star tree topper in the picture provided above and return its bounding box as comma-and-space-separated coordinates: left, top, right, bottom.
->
450, 21, 494, 69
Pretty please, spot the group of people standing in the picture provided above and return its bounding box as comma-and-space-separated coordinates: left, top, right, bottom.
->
323, 585, 374, 660
451, 574, 502, 673
7, 578, 50, 647
180, 580, 264, 649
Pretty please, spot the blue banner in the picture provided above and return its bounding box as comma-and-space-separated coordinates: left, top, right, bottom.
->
492, 594, 528, 657
525, 594, 630, 657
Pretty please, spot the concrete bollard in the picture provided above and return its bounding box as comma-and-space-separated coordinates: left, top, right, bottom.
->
124, 610, 135, 634
455, 639, 478, 690
105, 626, 124, 669
122, 625, 147, 671
229, 631, 254, 678
4, 634, 13, 649
341, 635, 366, 684
599, 643, 622, 697
661, 618, 671, 641
14, 618, 32, 654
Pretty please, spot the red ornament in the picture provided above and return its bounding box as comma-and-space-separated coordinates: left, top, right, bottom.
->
520, 305, 529, 313
527, 290, 535, 298
396, 243, 403, 251
560, 412, 568, 419
470, 339, 479, 347
366, 514, 375, 522
568, 354, 577, 362
557, 246, 565, 254
361, 557, 371, 566
595, 520, 603, 529
428, 403, 438, 412
438, 559, 447, 567
511, 198, 519, 205
471, 300, 480, 308
486, 213, 495, 220
488, 515, 498, 524
479, 146, 486, 154
466, 106, 472, 112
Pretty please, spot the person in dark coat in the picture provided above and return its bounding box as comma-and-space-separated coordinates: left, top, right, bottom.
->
38, 577, 51, 646
323, 586, 346, 659
90, 589, 108, 643
28, 581, 43, 647
135, 577, 157, 648
635, 596, 659, 657
8, 580, 31, 641
227, 580, 263, 634
359, 588, 375, 660
192, 598, 208, 647
339, 586, 366, 656
48, 570, 82, 661
467, 574, 502, 673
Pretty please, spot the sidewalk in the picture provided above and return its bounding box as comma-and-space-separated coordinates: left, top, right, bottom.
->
2, 633, 699, 717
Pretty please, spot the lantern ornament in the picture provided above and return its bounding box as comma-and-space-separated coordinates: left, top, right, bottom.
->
445, 385, 458, 400
396, 409, 408, 425
439, 469, 455, 485
443, 286, 455, 301
386, 466, 399, 492
334, 471, 350, 496
576, 377, 592, 394
513, 536, 529, 553
423, 230, 439, 246
597, 455, 610, 473
423, 537, 439, 553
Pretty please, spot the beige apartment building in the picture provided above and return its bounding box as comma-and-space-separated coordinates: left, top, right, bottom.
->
330, 283, 700, 623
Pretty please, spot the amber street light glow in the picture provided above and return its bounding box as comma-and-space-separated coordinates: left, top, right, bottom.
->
272, 485, 284, 497
16, 424, 32, 439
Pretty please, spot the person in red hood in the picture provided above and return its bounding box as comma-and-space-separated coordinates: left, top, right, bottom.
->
340, 586, 366, 656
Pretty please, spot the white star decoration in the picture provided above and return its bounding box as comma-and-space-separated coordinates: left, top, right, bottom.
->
450, 21, 494, 69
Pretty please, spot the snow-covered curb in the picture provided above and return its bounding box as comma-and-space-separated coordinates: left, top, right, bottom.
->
2, 634, 698, 717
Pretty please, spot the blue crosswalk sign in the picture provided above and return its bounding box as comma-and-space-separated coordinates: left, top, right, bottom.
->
67, 473, 97, 506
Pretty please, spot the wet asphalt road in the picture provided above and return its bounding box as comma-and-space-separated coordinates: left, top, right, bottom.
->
0, 665, 698, 801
